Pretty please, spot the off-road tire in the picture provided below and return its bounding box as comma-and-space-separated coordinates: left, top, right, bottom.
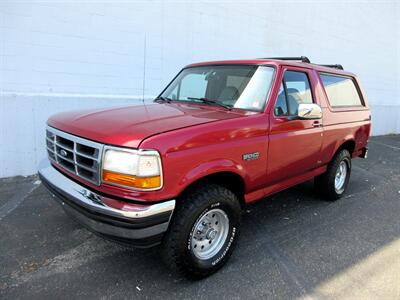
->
315, 149, 352, 201
161, 184, 241, 279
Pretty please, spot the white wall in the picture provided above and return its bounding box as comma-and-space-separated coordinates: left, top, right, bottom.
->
1, 0, 399, 178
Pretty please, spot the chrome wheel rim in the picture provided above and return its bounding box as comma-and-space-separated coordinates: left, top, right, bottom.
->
335, 161, 347, 193
191, 208, 229, 260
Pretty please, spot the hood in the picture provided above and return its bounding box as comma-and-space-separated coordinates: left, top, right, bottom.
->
48, 102, 247, 148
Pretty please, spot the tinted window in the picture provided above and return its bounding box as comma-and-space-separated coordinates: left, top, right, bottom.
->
320, 74, 363, 107
274, 71, 313, 116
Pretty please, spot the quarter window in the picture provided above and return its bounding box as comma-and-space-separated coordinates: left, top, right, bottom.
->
274, 83, 288, 116
319, 74, 363, 107
274, 71, 313, 116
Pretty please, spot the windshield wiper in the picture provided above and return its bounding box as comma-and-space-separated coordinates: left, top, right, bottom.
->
154, 96, 173, 103
187, 97, 232, 110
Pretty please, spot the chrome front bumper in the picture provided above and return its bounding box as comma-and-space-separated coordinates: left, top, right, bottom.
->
39, 164, 175, 247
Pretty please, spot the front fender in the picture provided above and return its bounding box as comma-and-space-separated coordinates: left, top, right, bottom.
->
178, 158, 248, 190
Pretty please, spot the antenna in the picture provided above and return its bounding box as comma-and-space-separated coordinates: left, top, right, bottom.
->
142, 34, 146, 104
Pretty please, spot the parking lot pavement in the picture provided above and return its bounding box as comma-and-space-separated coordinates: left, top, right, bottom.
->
1, 135, 399, 300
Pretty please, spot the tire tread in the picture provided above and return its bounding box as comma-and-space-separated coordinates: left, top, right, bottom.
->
161, 184, 240, 278
315, 149, 351, 201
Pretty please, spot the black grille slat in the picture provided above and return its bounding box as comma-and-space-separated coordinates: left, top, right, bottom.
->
56, 153, 74, 164
47, 150, 56, 161
77, 167, 97, 182
76, 154, 97, 168
76, 144, 97, 158
46, 131, 55, 139
46, 128, 103, 185
46, 139, 54, 150
56, 136, 74, 150
58, 158, 75, 172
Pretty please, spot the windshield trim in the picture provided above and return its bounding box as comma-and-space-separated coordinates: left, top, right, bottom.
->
156, 64, 277, 113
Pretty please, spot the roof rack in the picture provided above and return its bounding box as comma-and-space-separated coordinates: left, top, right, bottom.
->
263, 56, 311, 63
261, 56, 344, 70
318, 64, 344, 70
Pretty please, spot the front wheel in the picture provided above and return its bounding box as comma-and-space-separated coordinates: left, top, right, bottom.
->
315, 149, 352, 201
161, 184, 241, 279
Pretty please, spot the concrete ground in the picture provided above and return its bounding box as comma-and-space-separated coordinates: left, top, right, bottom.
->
1, 135, 399, 300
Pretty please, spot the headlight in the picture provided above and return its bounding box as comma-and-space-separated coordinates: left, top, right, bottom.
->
102, 147, 162, 190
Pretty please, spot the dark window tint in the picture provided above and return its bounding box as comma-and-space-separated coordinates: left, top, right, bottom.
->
320, 74, 363, 107
274, 71, 313, 116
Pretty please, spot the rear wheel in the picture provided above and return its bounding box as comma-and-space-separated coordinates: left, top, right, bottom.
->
161, 184, 241, 279
315, 149, 352, 201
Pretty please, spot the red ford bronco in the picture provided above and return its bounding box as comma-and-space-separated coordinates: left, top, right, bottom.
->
39, 56, 371, 278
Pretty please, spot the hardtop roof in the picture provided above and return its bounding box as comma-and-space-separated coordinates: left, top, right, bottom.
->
185, 58, 356, 77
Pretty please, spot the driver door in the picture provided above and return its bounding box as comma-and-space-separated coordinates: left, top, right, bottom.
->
266, 67, 323, 185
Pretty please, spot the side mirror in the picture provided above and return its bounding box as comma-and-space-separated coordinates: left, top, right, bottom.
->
297, 103, 322, 120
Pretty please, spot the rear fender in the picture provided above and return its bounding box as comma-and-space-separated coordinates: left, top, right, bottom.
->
331, 135, 355, 160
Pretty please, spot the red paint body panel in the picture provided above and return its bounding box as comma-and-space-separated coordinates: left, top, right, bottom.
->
140, 113, 269, 202
48, 103, 245, 148
47, 59, 371, 204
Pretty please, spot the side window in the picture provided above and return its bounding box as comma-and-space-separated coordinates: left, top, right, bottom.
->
274, 83, 288, 116
284, 71, 313, 115
274, 70, 313, 116
319, 73, 363, 107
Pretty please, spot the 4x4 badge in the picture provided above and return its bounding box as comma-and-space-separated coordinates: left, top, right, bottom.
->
242, 152, 260, 161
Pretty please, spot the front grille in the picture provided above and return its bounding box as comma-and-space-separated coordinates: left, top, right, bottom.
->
46, 126, 103, 185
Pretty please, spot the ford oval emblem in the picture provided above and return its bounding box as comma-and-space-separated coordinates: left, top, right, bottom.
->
60, 149, 68, 157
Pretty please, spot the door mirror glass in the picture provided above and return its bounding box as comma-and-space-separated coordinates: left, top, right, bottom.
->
297, 103, 322, 119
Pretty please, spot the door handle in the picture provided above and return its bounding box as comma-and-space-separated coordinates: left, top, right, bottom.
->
312, 121, 322, 128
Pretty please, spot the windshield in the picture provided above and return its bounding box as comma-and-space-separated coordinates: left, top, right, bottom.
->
159, 65, 275, 111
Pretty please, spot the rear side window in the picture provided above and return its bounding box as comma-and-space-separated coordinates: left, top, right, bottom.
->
319, 74, 363, 107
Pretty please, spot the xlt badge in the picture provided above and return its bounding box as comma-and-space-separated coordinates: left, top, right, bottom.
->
243, 152, 260, 161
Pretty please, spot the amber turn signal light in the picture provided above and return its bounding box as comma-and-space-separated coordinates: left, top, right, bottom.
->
102, 170, 161, 189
